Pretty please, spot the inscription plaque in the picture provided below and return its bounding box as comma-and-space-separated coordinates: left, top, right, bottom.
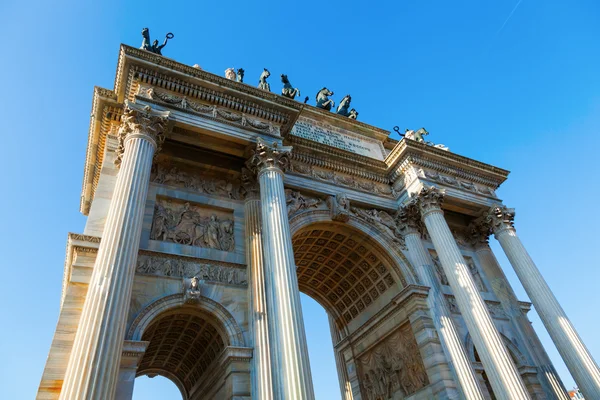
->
290, 118, 385, 160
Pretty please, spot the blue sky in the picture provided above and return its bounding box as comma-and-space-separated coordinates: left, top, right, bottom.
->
1, 1, 599, 398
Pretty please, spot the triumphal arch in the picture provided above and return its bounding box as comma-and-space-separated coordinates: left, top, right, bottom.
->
38, 41, 600, 400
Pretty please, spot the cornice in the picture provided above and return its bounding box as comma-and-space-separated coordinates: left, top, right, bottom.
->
81, 87, 120, 215
387, 139, 510, 188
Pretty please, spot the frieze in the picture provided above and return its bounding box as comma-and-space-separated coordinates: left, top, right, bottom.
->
136, 253, 247, 286
150, 199, 235, 252
422, 168, 496, 197
290, 160, 395, 198
151, 163, 245, 200
138, 85, 281, 137
358, 323, 429, 399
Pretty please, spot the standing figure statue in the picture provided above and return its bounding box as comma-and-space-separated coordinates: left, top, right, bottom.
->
140, 28, 174, 55
336, 94, 352, 116
258, 68, 271, 91
236, 68, 245, 83
224, 68, 236, 80
316, 87, 335, 111
280, 74, 301, 99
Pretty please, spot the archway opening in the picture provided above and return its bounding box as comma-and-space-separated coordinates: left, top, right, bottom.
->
135, 307, 229, 399
133, 375, 182, 400
292, 222, 407, 399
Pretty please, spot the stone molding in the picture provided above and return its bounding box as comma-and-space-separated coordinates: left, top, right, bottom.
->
245, 137, 292, 175
115, 101, 170, 167
137, 85, 282, 137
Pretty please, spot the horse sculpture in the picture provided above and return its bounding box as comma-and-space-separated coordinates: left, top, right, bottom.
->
316, 87, 335, 111
336, 94, 352, 116
224, 68, 236, 80
281, 74, 300, 99
258, 68, 271, 91
236, 68, 245, 83
349, 109, 358, 120
140, 28, 173, 55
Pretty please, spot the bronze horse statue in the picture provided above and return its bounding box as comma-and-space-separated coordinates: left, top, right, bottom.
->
281, 74, 300, 99
336, 94, 352, 116
316, 87, 335, 111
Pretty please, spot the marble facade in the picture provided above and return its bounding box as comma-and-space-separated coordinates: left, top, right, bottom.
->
37, 45, 600, 400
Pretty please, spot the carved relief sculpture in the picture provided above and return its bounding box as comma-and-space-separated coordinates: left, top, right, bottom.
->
328, 193, 350, 222
137, 253, 248, 285
358, 324, 429, 399
351, 207, 405, 246
285, 190, 323, 217
150, 199, 235, 252
151, 163, 245, 200
466, 257, 488, 292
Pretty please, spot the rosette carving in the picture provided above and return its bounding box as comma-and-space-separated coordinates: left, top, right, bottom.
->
245, 137, 292, 175
115, 101, 170, 167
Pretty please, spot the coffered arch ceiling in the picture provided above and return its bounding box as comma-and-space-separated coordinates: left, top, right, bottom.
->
137, 308, 227, 397
292, 223, 402, 329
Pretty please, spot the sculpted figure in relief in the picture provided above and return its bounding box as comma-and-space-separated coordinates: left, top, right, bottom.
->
466, 258, 487, 292
351, 207, 404, 244
359, 324, 428, 399
150, 201, 235, 252
286, 190, 322, 217
329, 193, 351, 222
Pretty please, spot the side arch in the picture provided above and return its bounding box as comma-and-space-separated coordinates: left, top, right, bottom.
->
126, 293, 246, 347
289, 209, 418, 286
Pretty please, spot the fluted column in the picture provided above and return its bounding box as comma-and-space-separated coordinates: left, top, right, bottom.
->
59, 102, 170, 400
328, 315, 353, 400
243, 170, 274, 400
468, 218, 570, 399
415, 187, 530, 400
246, 138, 315, 400
398, 203, 484, 400
487, 205, 600, 399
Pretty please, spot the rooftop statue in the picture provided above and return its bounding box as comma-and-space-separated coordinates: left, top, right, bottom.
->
281, 74, 301, 99
304, 96, 309, 104
336, 94, 352, 116
140, 28, 174, 55
397, 127, 450, 152
225, 68, 236, 80
316, 87, 335, 111
258, 68, 271, 91
349, 108, 358, 120
236, 68, 245, 83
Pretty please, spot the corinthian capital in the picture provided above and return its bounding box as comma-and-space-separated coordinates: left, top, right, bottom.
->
467, 216, 492, 248
245, 137, 292, 175
485, 205, 516, 235
115, 101, 171, 167
415, 186, 445, 217
396, 200, 424, 236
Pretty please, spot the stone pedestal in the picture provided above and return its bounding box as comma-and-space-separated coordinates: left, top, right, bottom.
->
244, 176, 274, 400
487, 206, 600, 399
415, 187, 530, 400
398, 203, 484, 400
59, 103, 169, 400
246, 138, 315, 400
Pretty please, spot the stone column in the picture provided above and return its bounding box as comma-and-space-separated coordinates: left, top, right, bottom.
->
486, 205, 600, 399
415, 187, 530, 400
468, 218, 570, 400
243, 170, 274, 400
115, 340, 149, 400
328, 315, 353, 400
246, 138, 315, 400
59, 102, 170, 400
397, 203, 484, 400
